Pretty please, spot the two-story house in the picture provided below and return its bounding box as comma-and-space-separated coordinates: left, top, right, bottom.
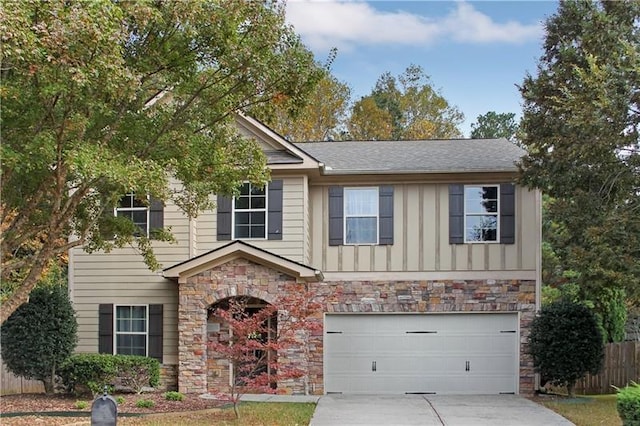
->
69, 114, 541, 396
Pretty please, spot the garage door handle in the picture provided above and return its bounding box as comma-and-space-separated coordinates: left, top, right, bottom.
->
372, 361, 377, 372
465, 361, 470, 372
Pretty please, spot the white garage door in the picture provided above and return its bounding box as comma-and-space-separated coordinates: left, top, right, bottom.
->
324, 313, 518, 394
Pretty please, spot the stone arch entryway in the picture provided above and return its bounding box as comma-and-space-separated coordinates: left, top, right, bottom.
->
206, 296, 278, 393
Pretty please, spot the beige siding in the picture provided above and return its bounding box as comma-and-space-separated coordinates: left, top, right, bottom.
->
196, 176, 306, 262
71, 196, 189, 362
309, 182, 540, 274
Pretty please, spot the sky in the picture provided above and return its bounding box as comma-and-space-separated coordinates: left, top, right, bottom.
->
285, 0, 560, 137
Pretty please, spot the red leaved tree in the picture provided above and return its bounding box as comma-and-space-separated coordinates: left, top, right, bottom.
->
208, 283, 322, 418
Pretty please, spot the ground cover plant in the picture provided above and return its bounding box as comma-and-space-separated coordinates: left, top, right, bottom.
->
534, 394, 621, 426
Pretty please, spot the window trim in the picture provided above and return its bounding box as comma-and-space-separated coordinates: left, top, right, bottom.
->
231, 182, 269, 240
115, 193, 150, 237
343, 186, 379, 245
114, 304, 149, 357
463, 184, 500, 244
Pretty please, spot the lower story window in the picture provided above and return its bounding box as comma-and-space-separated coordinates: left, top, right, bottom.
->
115, 305, 147, 356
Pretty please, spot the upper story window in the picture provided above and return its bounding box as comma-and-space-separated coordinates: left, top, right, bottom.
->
233, 183, 267, 239
344, 187, 379, 245
115, 305, 147, 356
116, 193, 149, 236
464, 185, 499, 242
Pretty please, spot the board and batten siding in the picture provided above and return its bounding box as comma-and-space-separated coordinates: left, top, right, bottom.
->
196, 176, 307, 262
71, 194, 189, 364
309, 182, 540, 274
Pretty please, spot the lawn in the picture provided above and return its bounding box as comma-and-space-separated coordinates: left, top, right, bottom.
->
535, 394, 620, 426
119, 402, 316, 426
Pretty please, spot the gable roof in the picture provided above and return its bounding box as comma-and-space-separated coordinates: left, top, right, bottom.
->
293, 139, 525, 174
163, 240, 323, 283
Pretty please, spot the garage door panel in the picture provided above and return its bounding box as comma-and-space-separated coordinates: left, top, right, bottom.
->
324, 313, 518, 395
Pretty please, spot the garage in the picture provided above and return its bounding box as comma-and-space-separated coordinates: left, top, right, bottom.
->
324, 313, 519, 395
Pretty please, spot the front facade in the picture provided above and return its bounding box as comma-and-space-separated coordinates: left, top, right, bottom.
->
69, 115, 541, 395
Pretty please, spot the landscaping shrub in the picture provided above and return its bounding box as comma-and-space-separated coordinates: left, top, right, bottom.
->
164, 391, 185, 401
529, 300, 604, 397
60, 353, 159, 395
0, 276, 78, 394
617, 382, 640, 426
74, 400, 88, 410
136, 399, 155, 408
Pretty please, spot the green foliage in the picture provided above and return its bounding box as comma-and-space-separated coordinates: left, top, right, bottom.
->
60, 354, 160, 395
529, 300, 604, 396
617, 382, 640, 426
116, 396, 125, 405
74, 400, 89, 410
519, 0, 640, 310
594, 287, 627, 343
0, 281, 77, 394
1, 0, 324, 322
135, 399, 155, 409
164, 391, 185, 401
347, 64, 464, 140
470, 111, 520, 142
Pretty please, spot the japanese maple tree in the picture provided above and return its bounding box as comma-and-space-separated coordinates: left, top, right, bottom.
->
208, 284, 322, 418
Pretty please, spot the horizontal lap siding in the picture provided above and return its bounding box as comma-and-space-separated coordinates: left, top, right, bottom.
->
310, 183, 539, 273
71, 193, 187, 361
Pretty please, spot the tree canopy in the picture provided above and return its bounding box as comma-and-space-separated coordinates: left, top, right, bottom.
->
470, 111, 520, 142
347, 65, 464, 140
0, 0, 323, 323
519, 0, 640, 311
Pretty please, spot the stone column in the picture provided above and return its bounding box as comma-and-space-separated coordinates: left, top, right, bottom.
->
178, 280, 208, 394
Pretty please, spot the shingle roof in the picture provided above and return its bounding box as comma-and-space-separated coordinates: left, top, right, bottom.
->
293, 139, 525, 174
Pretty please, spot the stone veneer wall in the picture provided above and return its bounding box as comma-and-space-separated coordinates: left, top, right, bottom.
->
178, 257, 537, 395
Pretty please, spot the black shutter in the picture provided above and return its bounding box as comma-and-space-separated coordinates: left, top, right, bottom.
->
148, 304, 163, 362
149, 197, 164, 237
267, 180, 283, 240
98, 304, 114, 354
217, 195, 232, 241
500, 183, 516, 244
328, 186, 344, 246
378, 186, 394, 245
449, 184, 465, 244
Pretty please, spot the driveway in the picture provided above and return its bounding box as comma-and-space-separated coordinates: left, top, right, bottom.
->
309, 394, 574, 426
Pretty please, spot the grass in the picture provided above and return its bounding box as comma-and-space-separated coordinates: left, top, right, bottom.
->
536, 394, 620, 426
119, 402, 316, 425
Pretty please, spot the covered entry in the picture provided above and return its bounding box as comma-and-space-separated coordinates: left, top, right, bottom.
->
324, 313, 519, 394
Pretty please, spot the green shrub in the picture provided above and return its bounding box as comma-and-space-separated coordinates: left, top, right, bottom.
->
529, 300, 604, 397
135, 399, 155, 408
116, 396, 125, 405
74, 400, 88, 410
59, 353, 160, 395
0, 278, 78, 394
617, 382, 640, 426
164, 391, 185, 401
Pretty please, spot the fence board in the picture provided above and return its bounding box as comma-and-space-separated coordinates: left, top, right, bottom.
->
1, 358, 44, 396
575, 341, 640, 395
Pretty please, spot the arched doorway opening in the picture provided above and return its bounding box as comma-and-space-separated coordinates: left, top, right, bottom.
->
207, 296, 277, 393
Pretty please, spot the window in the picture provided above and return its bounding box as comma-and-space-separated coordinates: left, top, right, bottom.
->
344, 187, 379, 244
233, 183, 267, 239
464, 185, 499, 242
115, 305, 147, 356
116, 193, 149, 236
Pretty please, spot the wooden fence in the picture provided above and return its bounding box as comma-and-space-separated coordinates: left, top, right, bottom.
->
1, 358, 44, 396
575, 341, 640, 395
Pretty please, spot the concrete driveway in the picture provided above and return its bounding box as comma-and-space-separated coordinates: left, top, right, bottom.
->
309, 394, 574, 426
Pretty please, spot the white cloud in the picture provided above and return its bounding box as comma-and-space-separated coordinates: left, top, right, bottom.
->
285, 1, 543, 51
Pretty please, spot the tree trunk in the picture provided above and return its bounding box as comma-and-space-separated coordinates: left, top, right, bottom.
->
43, 377, 55, 395
567, 381, 575, 398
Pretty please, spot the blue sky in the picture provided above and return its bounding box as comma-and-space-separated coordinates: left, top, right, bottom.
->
285, 1, 559, 136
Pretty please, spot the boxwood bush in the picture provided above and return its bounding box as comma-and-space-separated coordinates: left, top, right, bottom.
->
617, 382, 640, 426
60, 353, 160, 395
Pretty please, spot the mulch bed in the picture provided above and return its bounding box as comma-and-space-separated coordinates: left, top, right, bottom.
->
0, 392, 226, 426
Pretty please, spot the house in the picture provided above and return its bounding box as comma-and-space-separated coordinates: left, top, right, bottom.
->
69, 114, 541, 395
